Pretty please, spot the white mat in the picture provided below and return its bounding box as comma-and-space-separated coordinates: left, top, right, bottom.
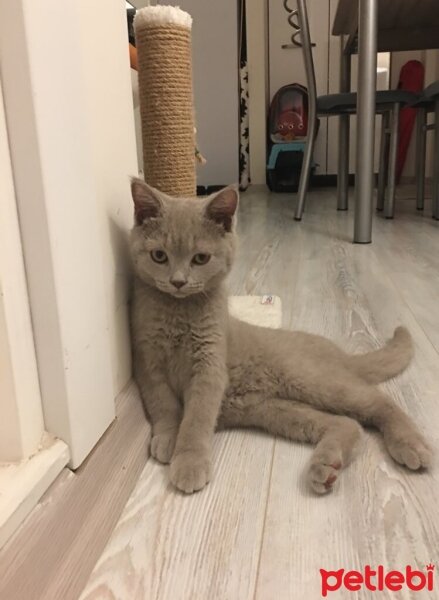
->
228, 295, 282, 329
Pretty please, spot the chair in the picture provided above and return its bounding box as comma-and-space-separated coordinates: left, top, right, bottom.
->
413, 81, 439, 219
284, 0, 419, 221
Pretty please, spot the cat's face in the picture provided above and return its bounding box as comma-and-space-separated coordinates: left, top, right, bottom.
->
130, 179, 238, 298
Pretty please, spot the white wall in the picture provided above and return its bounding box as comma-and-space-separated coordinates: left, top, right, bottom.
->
131, 70, 144, 175
162, 0, 240, 187
76, 0, 138, 394
0, 0, 138, 468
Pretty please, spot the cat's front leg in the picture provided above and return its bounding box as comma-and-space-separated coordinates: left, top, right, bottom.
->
150, 411, 182, 464
147, 380, 182, 464
170, 364, 227, 494
135, 353, 182, 464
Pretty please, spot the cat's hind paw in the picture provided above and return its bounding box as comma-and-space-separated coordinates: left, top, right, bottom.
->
307, 448, 343, 494
385, 430, 433, 471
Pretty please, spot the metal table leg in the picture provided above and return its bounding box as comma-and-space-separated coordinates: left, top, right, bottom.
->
337, 41, 351, 211
354, 0, 378, 243
415, 106, 427, 211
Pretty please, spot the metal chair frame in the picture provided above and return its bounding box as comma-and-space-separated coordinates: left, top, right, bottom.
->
283, 0, 403, 220
415, 100, 439, 219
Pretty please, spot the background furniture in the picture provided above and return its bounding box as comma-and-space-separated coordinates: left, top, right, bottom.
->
286, 0, 416, 221
414, 82, 439, 219
333, 0, 439, 242
375, 91, 419, 218
268, 0, 390, 183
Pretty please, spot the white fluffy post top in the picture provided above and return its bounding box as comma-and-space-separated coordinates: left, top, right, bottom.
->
134, 5, 192, 29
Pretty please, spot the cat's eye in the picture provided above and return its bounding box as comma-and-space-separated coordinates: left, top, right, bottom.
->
279, 124, 284, 130
150, 249, 168, 264
192, 253, 211, 266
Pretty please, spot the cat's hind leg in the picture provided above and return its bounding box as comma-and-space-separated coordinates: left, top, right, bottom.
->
219, 397, 363, 494
283, 373, 433, 471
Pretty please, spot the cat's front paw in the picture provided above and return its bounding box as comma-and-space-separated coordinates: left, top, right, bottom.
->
170, 452, 211, 494
150, 431, 178, 464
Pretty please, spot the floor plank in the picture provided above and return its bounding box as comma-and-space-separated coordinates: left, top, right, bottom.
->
371, 205, 439, 355
79, 431, 274, 600
255, 190, 439, 600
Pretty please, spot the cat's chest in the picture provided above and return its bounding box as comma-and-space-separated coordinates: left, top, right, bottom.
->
159, 313, 192, 348
136, 290, 225, 394
156, 314, 195, 390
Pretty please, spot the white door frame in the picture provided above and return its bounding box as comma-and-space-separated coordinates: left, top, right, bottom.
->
0, 74, 70, 548
0, 76, 44, 462
0, 0, 138, 469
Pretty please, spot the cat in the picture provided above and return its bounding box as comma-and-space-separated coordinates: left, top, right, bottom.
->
130, 178, 432, 495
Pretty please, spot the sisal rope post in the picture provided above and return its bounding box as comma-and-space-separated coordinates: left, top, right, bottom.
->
134, 6, 196, 197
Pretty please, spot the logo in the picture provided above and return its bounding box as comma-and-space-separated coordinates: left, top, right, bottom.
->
320, 564, 435, 597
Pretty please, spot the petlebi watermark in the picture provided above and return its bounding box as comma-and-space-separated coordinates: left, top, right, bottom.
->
320, 564, 435, 597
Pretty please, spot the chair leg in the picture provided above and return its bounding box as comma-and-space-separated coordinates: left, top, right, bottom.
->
415, 107, 427, 211
294, 119, 317, 220
377, 112, 389, 211
384, 102, 400, 219
294, 0, 317, 221
432, 100, 439, 220
337, 114, 350, 210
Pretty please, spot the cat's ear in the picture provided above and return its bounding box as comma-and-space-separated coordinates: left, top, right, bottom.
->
131, 178, 163, 225
205, 185, 239, 232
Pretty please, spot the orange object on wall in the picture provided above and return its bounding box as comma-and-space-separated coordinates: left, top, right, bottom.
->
129, 43, 138, 71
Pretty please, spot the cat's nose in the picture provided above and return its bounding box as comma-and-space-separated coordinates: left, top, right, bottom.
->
170, 279, 186, 289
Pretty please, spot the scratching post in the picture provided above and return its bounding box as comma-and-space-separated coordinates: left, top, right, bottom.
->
134, 6, 196, 197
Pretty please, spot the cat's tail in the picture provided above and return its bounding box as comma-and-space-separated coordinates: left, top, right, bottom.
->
348, 326, 414, 384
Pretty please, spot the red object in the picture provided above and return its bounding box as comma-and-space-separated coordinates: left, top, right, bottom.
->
275, 109, 305, 140
396, 60, 424, 182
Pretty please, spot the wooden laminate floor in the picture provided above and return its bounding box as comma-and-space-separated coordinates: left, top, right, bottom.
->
80, 186, 439, 600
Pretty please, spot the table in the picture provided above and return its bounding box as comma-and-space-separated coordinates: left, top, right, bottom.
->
332, 0, 439, 243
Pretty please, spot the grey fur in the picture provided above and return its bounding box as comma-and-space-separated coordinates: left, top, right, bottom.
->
130, 179, 433, 495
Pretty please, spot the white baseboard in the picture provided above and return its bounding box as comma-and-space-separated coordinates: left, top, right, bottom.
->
0, 382, 150, 600
0, 435, 69, 548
